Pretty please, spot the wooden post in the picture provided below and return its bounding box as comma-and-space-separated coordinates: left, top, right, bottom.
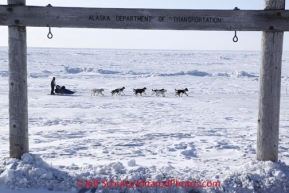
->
8, 0, 29, 159
257, 0, 285, 161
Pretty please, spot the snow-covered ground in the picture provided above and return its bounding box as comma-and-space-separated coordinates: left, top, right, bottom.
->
0, 47, 289, 192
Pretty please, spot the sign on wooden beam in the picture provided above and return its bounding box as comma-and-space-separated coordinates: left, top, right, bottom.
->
0, 5, 288, 31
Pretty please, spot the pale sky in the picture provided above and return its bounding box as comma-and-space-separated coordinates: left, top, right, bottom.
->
0, 0, 289, 50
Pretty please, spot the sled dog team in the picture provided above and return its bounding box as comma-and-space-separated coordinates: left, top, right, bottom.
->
91, 87, 189, 97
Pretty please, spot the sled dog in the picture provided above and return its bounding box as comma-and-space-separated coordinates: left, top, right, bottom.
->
91, 88, 104, 96
152, 89, 167, 97
175, 88, 189, 97
133, 87, 147, 96
111, 87, 125, 96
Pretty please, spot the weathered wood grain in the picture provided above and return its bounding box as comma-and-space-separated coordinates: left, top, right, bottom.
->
8, 0, 29, 159
257, 0, 284, 162
0, 5, 289, 31
7, 0, 25, 5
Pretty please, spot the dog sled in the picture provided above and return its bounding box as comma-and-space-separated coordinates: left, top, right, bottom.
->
55, 85, 75, 94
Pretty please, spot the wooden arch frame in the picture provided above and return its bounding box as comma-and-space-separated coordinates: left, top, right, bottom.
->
1, 0, 286, 161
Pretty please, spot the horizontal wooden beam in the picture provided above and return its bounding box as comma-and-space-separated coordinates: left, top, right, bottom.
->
0, 5, 288, 31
